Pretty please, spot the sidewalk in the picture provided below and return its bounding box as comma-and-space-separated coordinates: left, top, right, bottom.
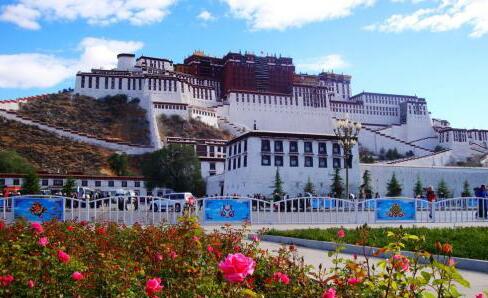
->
259, 241, 488, 297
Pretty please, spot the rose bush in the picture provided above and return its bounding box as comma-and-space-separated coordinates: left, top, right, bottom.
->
0, 218, 483, 297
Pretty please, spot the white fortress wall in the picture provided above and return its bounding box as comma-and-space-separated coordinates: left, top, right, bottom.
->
225, 91, 335, 134
189, 107, 218, 128
358, 128, 432, 156
361, 163, 488, 197
385, 150, 454, 167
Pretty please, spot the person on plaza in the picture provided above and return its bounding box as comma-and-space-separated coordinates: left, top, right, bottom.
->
374, 192, 380, 199
476, 185, 487, 218
426, 186, 436, 219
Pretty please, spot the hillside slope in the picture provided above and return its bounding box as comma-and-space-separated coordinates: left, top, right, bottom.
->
17, 93, 150, 145
0, 116, 113, 175
158, 115, 231, 140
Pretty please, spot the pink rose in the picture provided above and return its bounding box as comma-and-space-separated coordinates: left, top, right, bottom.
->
476, 294, 485, 298
57, 250, 70, 263
192, 236, 200, 242
71, 272, 84, 281
322, 288, 336, 298
154, 253, 163, 262
31, 222, 44, 234
0, 221, 5, 230
38, 237, 49, 247
207, 245, 214, 253
0, 275, 14, 287
272, 272, 290, 285
218, 253, 255, 283
392, 254, 410, 272
145, 278, 163, 297
251, 235, 260, 242
169, 251, 177, 260
347, 277, 361, 285
337, 228, 345, 239
448, 258, 456, 267
27, 279, 35, 288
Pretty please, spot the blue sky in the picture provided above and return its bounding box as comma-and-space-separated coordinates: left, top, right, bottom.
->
0, 0, 487, 129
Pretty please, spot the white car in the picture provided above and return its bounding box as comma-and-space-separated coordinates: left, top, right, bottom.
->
150, 192, 194, 212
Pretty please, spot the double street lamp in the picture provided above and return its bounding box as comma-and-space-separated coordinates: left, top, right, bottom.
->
333, 118, 361, 199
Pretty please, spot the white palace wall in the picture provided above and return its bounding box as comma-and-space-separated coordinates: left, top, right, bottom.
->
361, 163, 488, 198
225, 92, 335, 134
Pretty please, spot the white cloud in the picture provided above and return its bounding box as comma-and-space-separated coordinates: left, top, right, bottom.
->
297, 54, 350, 73
366, 0, 488, 38
197, 10, 215, 22
0, 0, 177, 30
222, 0, 376, 30
0, 37, 144, 89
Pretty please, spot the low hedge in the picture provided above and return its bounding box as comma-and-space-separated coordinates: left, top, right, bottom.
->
265, 226, 488, 260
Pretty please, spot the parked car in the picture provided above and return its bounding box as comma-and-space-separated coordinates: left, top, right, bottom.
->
150, 192, 194, 212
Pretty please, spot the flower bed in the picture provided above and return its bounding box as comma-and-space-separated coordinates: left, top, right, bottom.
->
0, 218, 485, 297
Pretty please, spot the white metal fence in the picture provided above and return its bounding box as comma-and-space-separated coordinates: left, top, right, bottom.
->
1, 195, 488, 225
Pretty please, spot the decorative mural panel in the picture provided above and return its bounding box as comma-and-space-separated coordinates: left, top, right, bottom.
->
14, 197, 64, 222
204, 199, 251, 223
376, 199, 416, 221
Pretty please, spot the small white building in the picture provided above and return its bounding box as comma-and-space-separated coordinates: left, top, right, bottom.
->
207, 131, 360, 197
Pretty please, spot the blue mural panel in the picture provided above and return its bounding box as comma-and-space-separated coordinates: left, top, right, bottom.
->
14, 197, 64, 222
376, 199, 416, 221
204, 199, 250, 223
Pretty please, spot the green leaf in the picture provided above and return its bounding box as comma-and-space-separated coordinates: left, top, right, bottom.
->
421, 271, 432, 283
421, 292, 436, 298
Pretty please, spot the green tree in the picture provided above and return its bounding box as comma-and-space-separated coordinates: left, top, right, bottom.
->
437, 179, 450, 198
461, 180, 472, 197
330, 168, 344, 198
63, 177, 77, 196
386, 173, 402, 197
303, 177, 315, 196
0, 150, 34, 173
142, 144, 205, 196
272, 168, 285, 201
361, 170, 373, 198
108, 153, 129, 176
413, 176, 423, 197
21, 170, 40, 195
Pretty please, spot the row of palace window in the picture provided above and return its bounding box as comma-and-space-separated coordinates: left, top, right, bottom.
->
235, 93, 327, 108
0, 178, 141, 188
227, 155, 248, 170
228, 140, 248, 157
261, 140, 342, 155
260, 155, 349, 168
81, 76, 143, 91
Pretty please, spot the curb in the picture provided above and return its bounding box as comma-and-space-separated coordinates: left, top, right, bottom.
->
255, 234, 488, 274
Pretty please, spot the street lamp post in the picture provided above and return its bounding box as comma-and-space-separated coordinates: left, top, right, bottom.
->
333, 118, 361, 200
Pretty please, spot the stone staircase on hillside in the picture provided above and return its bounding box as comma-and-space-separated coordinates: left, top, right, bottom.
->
361, 125, 434, 154
217, 115, 248, 137
0, 109, 153, 154
470, 142, 488, 154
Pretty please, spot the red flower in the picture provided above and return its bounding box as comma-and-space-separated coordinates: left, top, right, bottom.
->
67, 225, 74, 231
218, 253, 255, 283
475, 293, 485, 298
57, 250, 70, 263
207, 245, 214, 253
27, 280, 35, 288
0, 275, 14, 287
347, 277, 361, 285
145, 278, 163, 297
96, 226, 106, 235
72, 272, 84, 281
442, 243, 453, 255
322, 288, 336, 298
38, 237, 49, 247
337, 229, 345, 239
392, 254, 410, 272
0, 221, 5, 230
154, 253, 163, 262
169, 251, 177, 260
272, 272, 290, 285
31, 222, 44, 234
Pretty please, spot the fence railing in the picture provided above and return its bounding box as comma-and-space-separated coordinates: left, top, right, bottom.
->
1, 195, 488, 225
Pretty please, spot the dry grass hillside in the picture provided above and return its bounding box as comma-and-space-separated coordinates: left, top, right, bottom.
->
0, 117, 114, 175
158, 114, 231, 140
18, 93, 150, 145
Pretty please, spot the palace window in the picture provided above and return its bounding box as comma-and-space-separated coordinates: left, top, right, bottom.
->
304, 156, 313, 167
333, 143, 341, 155
108, 181, 115, 187
289, 141, 298, 153
261, 140, 271, 152
122, 181, 128, 188
261, 155, 271, 166
233, 158, 237, 170
53, 179, 63, 186
104, 77, 108, 89
274, 140, 283, 153
319, 142, 327, 154
128, 78, 131, 90
333, 158, 341, 169
304, 141, 313, 153
13, 179, 20, 186
244, 140, 247, 152
290, 156, 298, 167
88, 77, 92, 88
81, 76, 85, 88
243, 155, 247, 167
0, 179, 4, 186
274, 155, 283, 167
227, 159, 231, 171
111, 77, 115, 89
82, 180, 88, 187
95, 181, 101, 187
237, 157, 241, 168
139, 79, 142, 90
42, 179, 48, 186
95, 77, 99, 89
319, 157, 327, 168
118, 78, 122, 89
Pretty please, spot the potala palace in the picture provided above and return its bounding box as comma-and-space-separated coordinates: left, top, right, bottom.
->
2, 51, 487, 197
